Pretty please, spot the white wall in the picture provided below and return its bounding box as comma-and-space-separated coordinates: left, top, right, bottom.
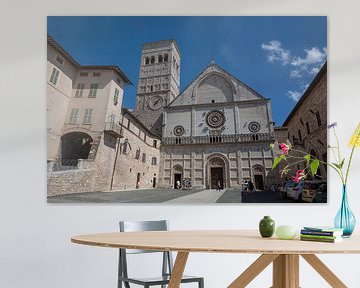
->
1, 1, 360, 287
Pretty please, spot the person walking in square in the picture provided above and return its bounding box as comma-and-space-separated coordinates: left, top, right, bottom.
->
217, 180, 222, 191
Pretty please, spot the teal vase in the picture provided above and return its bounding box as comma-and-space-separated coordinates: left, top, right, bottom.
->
259, 216, 275, 237
334, 185, 356, 237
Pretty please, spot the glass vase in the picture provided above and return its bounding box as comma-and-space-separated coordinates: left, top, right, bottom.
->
334, 185, 356, 237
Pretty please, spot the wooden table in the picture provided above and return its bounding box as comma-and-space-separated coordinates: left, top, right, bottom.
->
72, 230, 360, 288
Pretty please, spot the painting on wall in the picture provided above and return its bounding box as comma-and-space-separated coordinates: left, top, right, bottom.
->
47, 16, 327, 203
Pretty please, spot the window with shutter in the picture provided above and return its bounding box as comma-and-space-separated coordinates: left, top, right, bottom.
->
49, 67, 60, 85
83, 109, 93, 124
69, 108, 79, 124
75, 83, 85, 97
88, 84, 98, 98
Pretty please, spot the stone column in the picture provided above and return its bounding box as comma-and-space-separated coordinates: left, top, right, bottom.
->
191, 107, 196, 137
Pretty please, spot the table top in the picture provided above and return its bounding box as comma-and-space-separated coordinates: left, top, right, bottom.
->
71, 230, 360, 254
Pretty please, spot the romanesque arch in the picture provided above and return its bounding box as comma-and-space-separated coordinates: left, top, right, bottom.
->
61, 132, 93, 162
193, 72, 235, 104
173, 164, 183, 189
252, 164, 265, 190
206, 153, 230, 189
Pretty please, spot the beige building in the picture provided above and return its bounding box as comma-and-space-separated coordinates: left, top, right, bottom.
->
280, 62, 327, 179
47, 36, 162, 195
111, 108, 161, 190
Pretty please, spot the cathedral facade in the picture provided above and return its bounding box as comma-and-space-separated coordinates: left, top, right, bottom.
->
132, 40, 277, 190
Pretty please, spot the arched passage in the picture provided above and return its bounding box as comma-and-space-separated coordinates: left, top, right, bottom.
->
252, 164, 265, 190
206, 153, 230, 189
61, 132, 93, 161
173, 164, 183, 189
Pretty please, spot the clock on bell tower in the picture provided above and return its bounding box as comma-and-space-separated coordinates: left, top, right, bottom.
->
132, 39, 181, 137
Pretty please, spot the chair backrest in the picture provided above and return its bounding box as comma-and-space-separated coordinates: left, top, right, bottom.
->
118, 220, 173, 283
119, 220, 168, 254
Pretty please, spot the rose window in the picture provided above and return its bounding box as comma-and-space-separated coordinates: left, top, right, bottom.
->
248, 121, 261, 133
173, 125, 185, 136
206, 110, 225, 129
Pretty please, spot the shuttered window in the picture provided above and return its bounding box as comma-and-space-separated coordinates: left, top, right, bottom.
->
75, 83, 85, 97
69, 108, 79, 124
88, 84, 98, 98
49, 67, 60, 85
83, 109, 93, 124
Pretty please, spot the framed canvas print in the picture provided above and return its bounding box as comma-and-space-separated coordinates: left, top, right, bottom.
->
47, 16, 327, 203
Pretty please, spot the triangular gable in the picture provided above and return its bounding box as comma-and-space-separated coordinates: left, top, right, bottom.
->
168, 63, 266, 107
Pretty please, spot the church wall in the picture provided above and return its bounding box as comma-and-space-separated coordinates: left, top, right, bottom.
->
234, 82, 263, 101
237, 103, 271, 134
163, 109, 192, 137
159, 143, 275, 189
164, 100, 271, 139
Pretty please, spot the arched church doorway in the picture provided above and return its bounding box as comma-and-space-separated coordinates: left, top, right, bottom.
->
206, 155, 228, 189
173, 164, 183, 189
61, 132, 93, 163
252, 164, 265, 191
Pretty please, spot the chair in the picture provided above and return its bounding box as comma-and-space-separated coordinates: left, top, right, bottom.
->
118, 220, 204, 288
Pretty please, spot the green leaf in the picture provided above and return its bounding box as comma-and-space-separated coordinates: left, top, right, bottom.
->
269, 143, 274, 149
310, 159, 320, 176
339, 159, 345, 169
272, 155, 285, 169
304, 154, 311, 164
332, 160, 345, 169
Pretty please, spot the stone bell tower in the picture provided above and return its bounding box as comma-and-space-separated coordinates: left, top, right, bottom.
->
133, 40, 181, 136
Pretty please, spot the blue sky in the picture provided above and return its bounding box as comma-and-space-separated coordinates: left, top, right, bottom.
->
48, 16, 327, 125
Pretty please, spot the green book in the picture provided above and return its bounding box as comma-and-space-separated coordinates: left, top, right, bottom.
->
300, 236, 342, 243
300, 234, 339, 240
303, 226, 344, 233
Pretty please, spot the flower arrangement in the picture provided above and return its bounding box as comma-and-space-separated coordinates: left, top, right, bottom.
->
271, 122, 360, 184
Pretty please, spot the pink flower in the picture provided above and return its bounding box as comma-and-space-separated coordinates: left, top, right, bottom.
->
279, 143, 290, 155
292, 170, 306, 183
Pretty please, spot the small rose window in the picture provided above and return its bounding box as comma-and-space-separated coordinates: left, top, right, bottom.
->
173, 125, 185, 136
248, 121, 261, 133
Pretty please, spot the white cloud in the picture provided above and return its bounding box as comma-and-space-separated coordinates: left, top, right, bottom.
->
291, 47, 327, 67
261, 41, 327, 78
287, 90, 302, 102
309, 65, 322, 75
290, 69, 302, 78
261, 40, 290, 65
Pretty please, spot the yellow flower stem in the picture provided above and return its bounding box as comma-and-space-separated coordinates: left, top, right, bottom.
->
345, 144, 356, 185
344, 128, 360, 185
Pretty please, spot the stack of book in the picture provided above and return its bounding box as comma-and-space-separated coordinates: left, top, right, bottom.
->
300, 226, 344, 243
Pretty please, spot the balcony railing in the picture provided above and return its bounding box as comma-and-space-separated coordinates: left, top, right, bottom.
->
104, 122, 123, 137
162, 133, 274, 145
